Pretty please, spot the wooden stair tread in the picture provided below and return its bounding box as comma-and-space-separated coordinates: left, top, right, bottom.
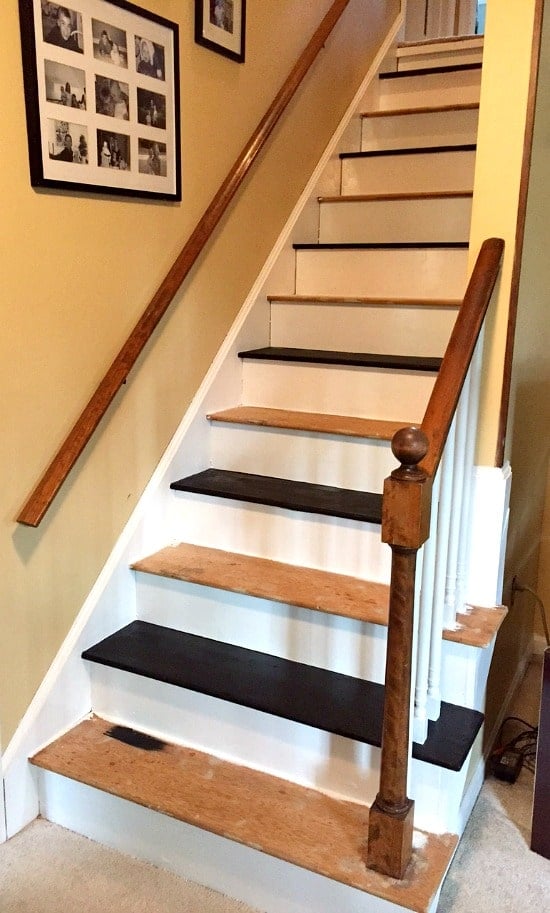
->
81, 621, 484, 770
132, 542, 507, 648
207, 405, 406, 439
397, 35, 483, 49
238, 347, 442, 373
318, 191, 474, 203
170, 468, 383, 524
341, 143, 476, 160
132, 542, 390, 626
30, 715, 457, 911
362, 102, 479, 118
267, 294, 461, 307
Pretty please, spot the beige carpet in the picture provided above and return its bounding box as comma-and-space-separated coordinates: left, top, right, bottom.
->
1, 663, 549, 913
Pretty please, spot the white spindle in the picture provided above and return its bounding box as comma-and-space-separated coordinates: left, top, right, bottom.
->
443, 380, 470, 629
413, 467, 442, 742
457, 330, 484, 609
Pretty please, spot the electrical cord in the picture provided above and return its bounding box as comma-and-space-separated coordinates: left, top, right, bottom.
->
489, 715, 538, 779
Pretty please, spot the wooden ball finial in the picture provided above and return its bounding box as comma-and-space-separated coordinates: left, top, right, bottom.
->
391, 426, 428, 479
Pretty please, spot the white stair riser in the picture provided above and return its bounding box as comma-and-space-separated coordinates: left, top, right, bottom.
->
270, 301, 457, 357
209, 422, 396, 491
295, 246, 469, 298
85, 664, 470, 833
318, 196, 472, 244
364, 68, 481, 110
135, 573, 388, 680
168, 493, 391, 582
361, 107, 478, 151
240, 361, 436, 423
88, 664, 382, 804
341, 149, 476, 195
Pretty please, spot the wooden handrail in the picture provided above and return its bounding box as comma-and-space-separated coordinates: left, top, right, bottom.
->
366, 237, 504, 879
17, 0, 351, 528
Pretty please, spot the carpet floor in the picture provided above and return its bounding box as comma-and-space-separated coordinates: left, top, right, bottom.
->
1, 663, 549, 913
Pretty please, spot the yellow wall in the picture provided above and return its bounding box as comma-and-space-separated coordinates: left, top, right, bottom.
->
472, 0, 550, 733
0, 1, 399, 743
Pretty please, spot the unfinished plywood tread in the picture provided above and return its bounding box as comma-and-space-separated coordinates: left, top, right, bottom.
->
362, 102, 479, 119
132, 542, 390, 626
445, 604, 508, 648
31, 716, 457, 912
318, 191, 474, 203
267, 294, 461, 308
398, 35, 483, 49
207, 406, 406, 440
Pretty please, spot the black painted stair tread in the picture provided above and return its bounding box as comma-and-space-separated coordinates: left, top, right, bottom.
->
293, 241, 469, 250
169, 468, 383, 523
340, 143, 476, 160
238, 347, 442, 372
379, 62, 482, 79
82, 621, 484, 772
30, 715, 458, 912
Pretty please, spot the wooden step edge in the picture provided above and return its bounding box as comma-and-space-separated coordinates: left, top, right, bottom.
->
132, 542, 507, 649
30, 715, 458, 911
340, 144, 476, 160
361, 102, 479, 119
266, 295, 462, 308
132, 542, 391, 627
207, 406, 406, 440
397, 35, 483, 50
443, 604, 508, 649
318, 191, 474, 204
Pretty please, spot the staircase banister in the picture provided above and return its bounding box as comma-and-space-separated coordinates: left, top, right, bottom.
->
420, 236, 505, 480
17, 0, 352, 528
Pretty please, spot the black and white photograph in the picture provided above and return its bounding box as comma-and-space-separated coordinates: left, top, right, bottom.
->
195, 0, 245, 62
96, 129, 130, 169
95, 75, 129, 119
19, 0, 181, 199
138, 138, 167, 176
42, 2, 84, 54
135, 35, 165, 80
47, 118, 88, 163
92, 18, 128, 68
44, 59, 86, 108
136, 88, 166, 130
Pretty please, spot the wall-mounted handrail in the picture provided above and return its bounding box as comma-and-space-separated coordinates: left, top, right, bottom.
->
366, 237, 504, 879
17, 0, 351, 528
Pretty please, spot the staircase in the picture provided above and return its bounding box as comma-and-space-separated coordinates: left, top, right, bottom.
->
27, 42, 503, 913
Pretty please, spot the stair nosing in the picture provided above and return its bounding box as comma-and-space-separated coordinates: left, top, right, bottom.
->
238, 347, 442, 373
293, 241, 469, 251
207, 406, 406, 440
317, 191, 473, 203
362, 101, 479, 119
340, 143, 476, 160
379, 62, 482, 79
266, 294, 462, 307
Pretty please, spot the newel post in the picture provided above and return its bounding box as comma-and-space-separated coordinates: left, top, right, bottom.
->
366, 426, 432, 879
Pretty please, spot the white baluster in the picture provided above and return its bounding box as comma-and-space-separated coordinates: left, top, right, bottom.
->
457, 330, 484, 610
427, 418, 456, 719
413, 467, 442, 742
443, 381, 470, 630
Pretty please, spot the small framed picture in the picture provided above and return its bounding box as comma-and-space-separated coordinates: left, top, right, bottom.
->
195, 0, 246, 63
18, 0, 181, 200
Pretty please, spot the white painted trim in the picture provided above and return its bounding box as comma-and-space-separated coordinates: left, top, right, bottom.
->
2, 10, 404, 840
456, 753, 486, 836
467, 463, 512, 607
